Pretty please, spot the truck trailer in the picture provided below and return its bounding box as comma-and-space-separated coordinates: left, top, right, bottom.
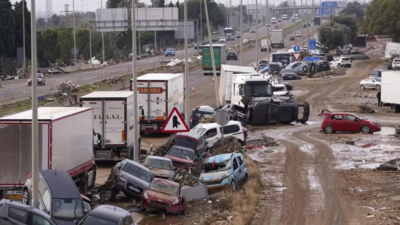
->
202, 44, 227, 75
80, 91, 135, 161
381, 71, 400, 113
0, 107, 96, 199
133, 73, 184, 134
271, 30, 285, 48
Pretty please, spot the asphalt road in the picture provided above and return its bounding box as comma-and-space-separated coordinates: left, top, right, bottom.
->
0, 19, 306, 104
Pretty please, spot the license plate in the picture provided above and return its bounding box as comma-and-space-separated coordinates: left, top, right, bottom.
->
7, 194, 22, 200
97, 151, 110, 156
128, 186, 140, 192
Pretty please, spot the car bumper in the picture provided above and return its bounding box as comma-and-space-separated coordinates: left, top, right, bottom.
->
342, 64, 352, 68
371, 126, 381, 132
202, 177, 230, 189
113, 180, 143, 198
142, 199, 184, 213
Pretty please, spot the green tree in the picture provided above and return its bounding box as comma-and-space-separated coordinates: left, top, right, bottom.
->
0, 0, 15, 57
57, 28, 74, 64
168, 1, 174, 7
106, 0, 120, 8
319, 22, 347, 49
333, 14, 358, 42
14, 0, 31, 62
37, 29, 58, 66
340, 1, 365, 20
158, 0, 165, 7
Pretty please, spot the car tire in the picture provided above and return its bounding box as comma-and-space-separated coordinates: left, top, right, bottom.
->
376, 84, 381, 90
324, 125, 334, 134
361, 125, 371, 134
244, 173, 249, 184
231, 180, 237, 191
22, 188, 29, 205
360, 85, 365, 90
391, 104, 400, 113
337, 64, 341, 68
302, 66, 308, 72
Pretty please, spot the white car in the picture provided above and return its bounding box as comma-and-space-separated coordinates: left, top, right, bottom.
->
219, 37, 227, 43
329, 57, 352, 68
360, 77, 381, 90
295, 32, 302, 37
192, 121, 247, 148
392, 58, 400, 70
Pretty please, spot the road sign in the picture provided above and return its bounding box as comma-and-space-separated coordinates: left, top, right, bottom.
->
320, 1, 338, 16
293, 45, 301, 52
292, 53, 301, 61
280, 23, 284, 29
303, 56, 319, 62
215, 110, 230, 126
309, 39, 317, 50
162, 107, 189, 133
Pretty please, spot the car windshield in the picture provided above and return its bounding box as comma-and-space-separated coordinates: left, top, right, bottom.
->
37, 74, 44, 78
244, 83, 273, 97
122, 163, 151, 182
191, 126, 207, 135
148, 159, 174, 170
168, 147, 194, 160
203, 158, 231, 172
52, 198, 84, 220
81, 215, 117, 225
228, 52, 236, 55
269, 64, 280, 71
149, 180, 179, 196
166, 48, 174, 51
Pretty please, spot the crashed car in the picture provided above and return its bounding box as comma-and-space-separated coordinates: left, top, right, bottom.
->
247, 99, 310, 125
164, 145, 209, 171
199, 153, 248, 191
143, 155, 175, 180
171, 130, 209, 155
141, 178, 186, 214
107, 159, 152, 200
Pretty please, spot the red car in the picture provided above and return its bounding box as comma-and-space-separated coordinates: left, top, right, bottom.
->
164, 145, 198, 170
321, 112, 381, 134
141, 178, 186, 214
28, 73, 46, 86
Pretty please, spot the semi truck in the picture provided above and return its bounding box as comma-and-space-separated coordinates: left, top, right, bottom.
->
132, 73, 184, 134
80, 91, 135, 161
272, 53, 293, 67
202, 44, 227, 75
0, 107, 97, 199
381, 71, 400, 113
271, 30, 285, 48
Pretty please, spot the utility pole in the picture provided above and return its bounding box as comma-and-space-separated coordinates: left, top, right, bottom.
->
293, 0, 296, 46
101, 0, 105, 63
255, 0, 259, 71
204, 0, 220, 107
226, 0, 229, 27
184, 0, 189, 125
72, 0, 77, 64
22, 0, 26, 75
240, 0, 243, 65
300, 0, 303, 48
131, 0, 139, 162
266, 0, 269, 65
200, 0, 203, 42
30, 0, 39, 209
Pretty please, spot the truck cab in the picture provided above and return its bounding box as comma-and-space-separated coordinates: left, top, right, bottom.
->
232, 75, 274, 107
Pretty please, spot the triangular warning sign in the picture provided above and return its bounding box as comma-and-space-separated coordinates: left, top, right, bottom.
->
162, 107, 190, 133
292, 52, 301, 61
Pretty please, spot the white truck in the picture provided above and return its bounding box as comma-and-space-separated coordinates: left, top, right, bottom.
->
134, 73, 184, 133
260, 39, 271, 52
219, 64, 257, 105
80, 91, 135, 161
0, 107, 96, 199
271, 30, 285, 48
381, 71, 400, 113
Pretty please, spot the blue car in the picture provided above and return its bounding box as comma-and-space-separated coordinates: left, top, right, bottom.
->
165, 48, 175, 57
199, 153, 248, 191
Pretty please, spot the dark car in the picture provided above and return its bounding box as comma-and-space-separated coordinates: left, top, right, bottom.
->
282, 72, 301, 80
22, 170, 88, 224
78, 205, 134, 225
165, 145, 200, 170
171, 130, 209, 155
269, 62, 283, 74
289, 36, 295, 41
189, 105, 215, 128
321, 112, 381, 134
28, 73, 45, 86
144, 155, 175, 180
215, 104, 247, 124
142, 178, 186, 214
107, 159, 152, 200
0, 199, 57, 225
226, 51, 238, 60
318, 60, 331, 71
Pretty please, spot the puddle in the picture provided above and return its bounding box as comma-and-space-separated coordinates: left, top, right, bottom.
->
375, 127, 396, 136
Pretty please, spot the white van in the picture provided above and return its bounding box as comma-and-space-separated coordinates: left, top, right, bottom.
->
192, 121, 247, 148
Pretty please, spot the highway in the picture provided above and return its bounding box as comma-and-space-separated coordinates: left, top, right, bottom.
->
0, 19, 304, 104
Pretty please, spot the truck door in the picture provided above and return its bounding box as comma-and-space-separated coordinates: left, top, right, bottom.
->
138, 81, 166, 122
84, 100, 103, 145
104, 100, 126, 145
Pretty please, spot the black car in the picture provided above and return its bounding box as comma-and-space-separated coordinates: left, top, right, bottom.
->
289, 36, 295, 41
215, 104, 247, 124
227, 51, 238, 60
318, 60, 331, 71
282, 72, 301, 80
78, 205, 134, 225
189, 106, 215, 128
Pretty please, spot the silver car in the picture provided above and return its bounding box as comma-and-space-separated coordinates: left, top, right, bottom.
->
107, 159, 152, 200
285, 61, 309, 75
143, 156, 175, 180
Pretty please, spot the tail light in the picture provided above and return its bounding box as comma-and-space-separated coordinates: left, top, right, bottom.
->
28, 173, 32, 179
122, 130, 126, 141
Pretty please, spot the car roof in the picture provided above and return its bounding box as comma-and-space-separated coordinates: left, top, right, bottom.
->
151, 178, 180, 187
170, 145, 195, 152
88, 205, 130, 222
329, 112, 357, 116
193, 105, 215, 112
176, 129, 203, 139
195, 121, 242, 129
1, 200, 52, 219
206, 153, 235, 163
125, 159, 151, 172
146, 156, 172, 162
41, 170, 81, 199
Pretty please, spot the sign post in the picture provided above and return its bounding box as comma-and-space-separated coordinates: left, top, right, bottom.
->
309, 39, 317, 51
162, 107, 189, 133
292, 52, 301, 61
215, 110, 230, 147
293, 45, 301, 52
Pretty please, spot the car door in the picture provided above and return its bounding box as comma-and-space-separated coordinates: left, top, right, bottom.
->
30, 213, 55, 225
221, 124, 243, 142
232, 158, 242, 184
343, 115, 361, 132
236, 155, 247, 183
6, 207, 29, 225
204, 128, 220, 148
330, 115, 345, 131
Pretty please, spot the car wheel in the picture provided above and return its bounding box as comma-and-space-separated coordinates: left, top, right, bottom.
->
302, 66, 308, 72
231, 180, 237, 191
376, 84, 381, 90
360, 85, 365, 90
391, 104, 400, 113
324, 125, 334, 134
361, 125, 371, 134
244, 173, 248, 184
22, 188, 29, 205
337, 64, 341, 68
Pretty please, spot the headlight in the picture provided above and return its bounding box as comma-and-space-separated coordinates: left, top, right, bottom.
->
171, 198, 180, 205
119, 176, 127, 182
143, 192, 149, 199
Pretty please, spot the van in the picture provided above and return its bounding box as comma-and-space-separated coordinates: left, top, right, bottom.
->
172, 130, 209, 155
192, 121, 247, 148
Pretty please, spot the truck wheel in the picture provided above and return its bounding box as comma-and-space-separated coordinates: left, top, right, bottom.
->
391, 104, 400, 113
376, 84, 381, 90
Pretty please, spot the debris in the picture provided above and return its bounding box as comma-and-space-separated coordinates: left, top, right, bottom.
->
366, 215, 375, 219
199, 114, 216, 124
152, 138, 174, 156
376, 158, 400, 171
247, 135, 278, 147
361, 143, 374, 148
358, 102, 376, 113
345, 141, 355, 145
173, 168, 201, 186
227, 216, 232, 220
209, 136, 242, 155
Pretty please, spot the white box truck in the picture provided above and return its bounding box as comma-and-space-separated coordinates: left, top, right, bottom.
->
80, 91, 135, 161
135, 73, 184, 133
271, 30, 285, 48
260, 39, 271, 52
0, 107, 96, 199
219, 65, 257, 105
381, 71, 400, 113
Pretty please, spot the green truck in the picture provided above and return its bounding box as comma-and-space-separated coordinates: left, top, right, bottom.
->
202, 44, 227, 75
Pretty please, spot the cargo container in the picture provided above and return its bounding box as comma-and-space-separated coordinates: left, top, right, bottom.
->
202, 44, 227, 75
381, 71, 400, 113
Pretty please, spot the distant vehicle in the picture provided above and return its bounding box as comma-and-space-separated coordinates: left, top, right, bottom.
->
329, 57, 352, 68
202, 44, 227, 75
345, 52, 369, 60
223, 27, 235, 40
370, 69, 385, 78
141, 178, 186, 214
282, 14, 288, 20
143, 156, 175, 180
28, 73, 45, 86
360, 77, 381, 90
226, 51, 238, 60
189, 105, 215, 128
200, 153, 248, 191
107, 159, 152, 200
235, 34, 241, 39
260, 39, 271, 52
285, 61, 309, 75
318, 60, 331, 71
269, 62, 284, 74
78, 205, 134, 225
314, 17, 321, 25
164, 145, 200, 170
250, 29, 256, 33
22, 170, 88, 224
381, 71, 400, 113
392, 57, 400, 70
295, 32, 302, 37
0, 199, 57, 225
171, 130, 209, 156
271, 30, 285, 48
219, 37, 227, 43
165, 48, 175, 56
289, 35, 295, 41
321, 112, 381, 134
282, 71, 301, 80
194, 43, 202, 49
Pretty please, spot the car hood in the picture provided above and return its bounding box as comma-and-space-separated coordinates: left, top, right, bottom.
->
201, 171, 230, 181
120, 171, 150, 189
165, 155, 193, 164
149, 168, 175, 178
145, 189, 179, 205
